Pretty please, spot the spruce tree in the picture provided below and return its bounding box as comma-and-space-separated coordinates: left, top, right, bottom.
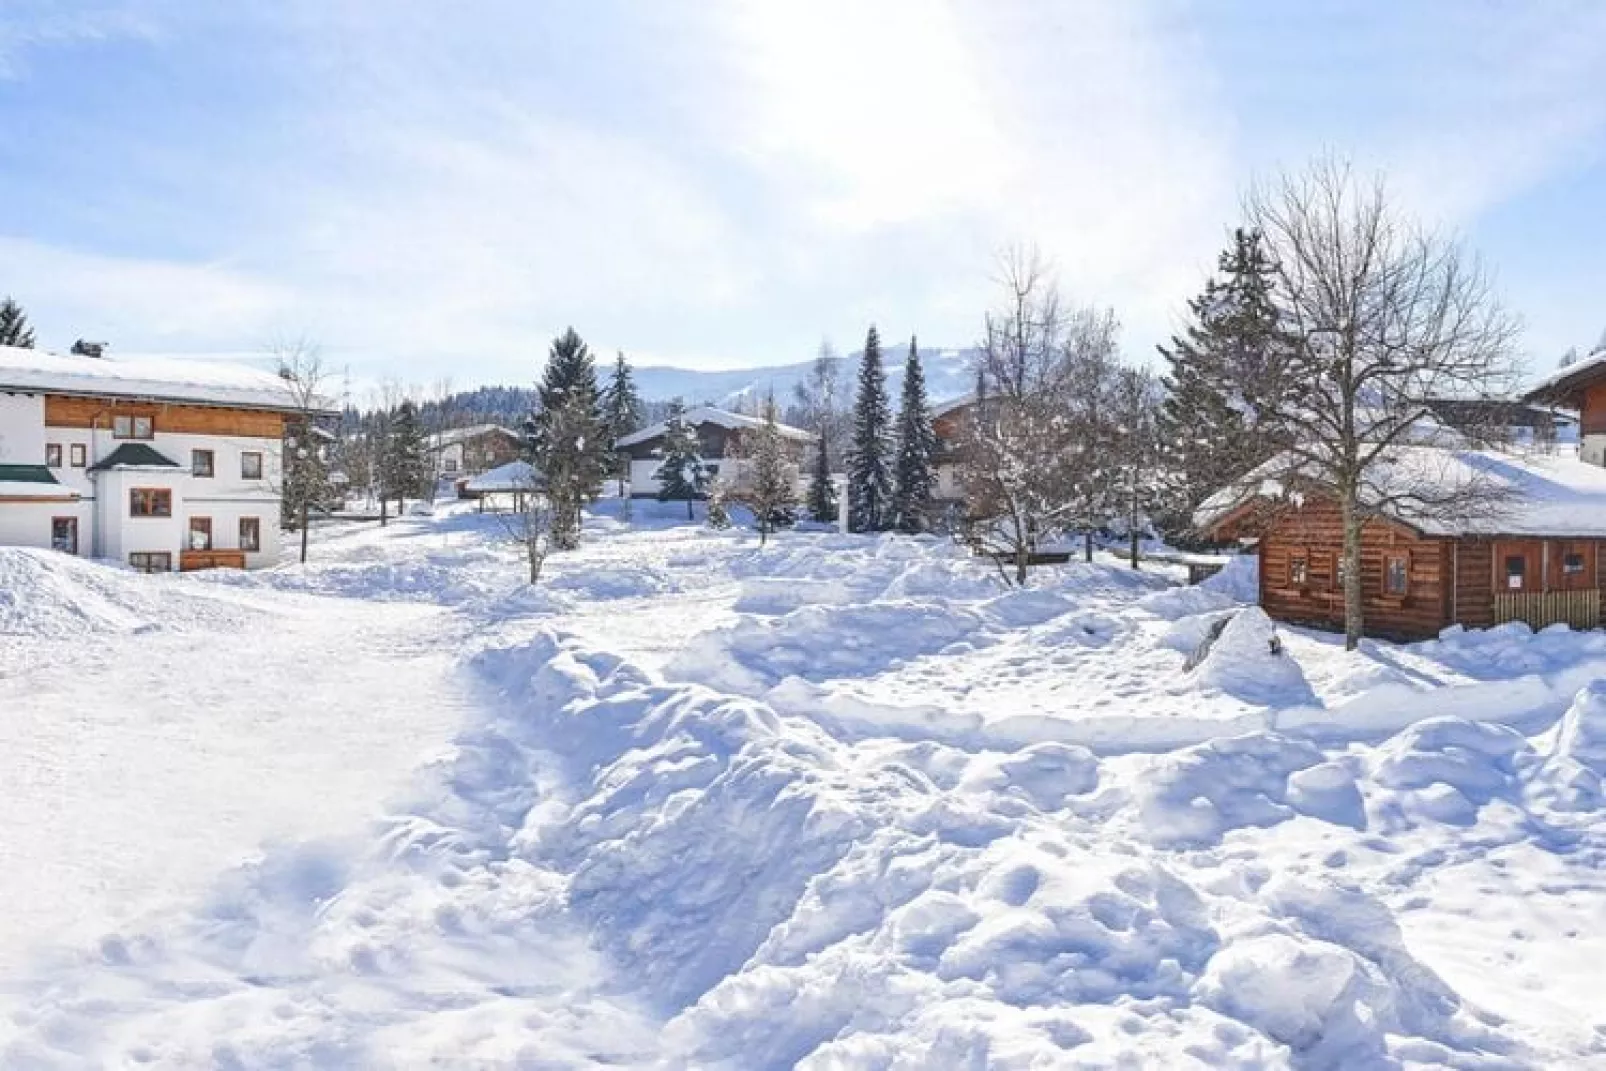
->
0, 297, 34, 348
531, 327, 607, 548
602, 350, 644, 498
1156, 228, 1293, 536
654, 398, 709, 520
740, 393, 799, 546
805, 434, 835, 524
846, 325, 894, 532
891, 335, 939, 533
384, 400, 430, 513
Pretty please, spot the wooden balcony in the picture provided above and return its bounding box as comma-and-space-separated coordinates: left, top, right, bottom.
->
179, 549, 247, 572
1492, 590, 1600, 631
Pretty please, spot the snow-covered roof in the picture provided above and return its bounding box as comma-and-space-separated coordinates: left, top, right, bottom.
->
1198, 446, 1606, 538
0, 346, 335, 413
429, 423, 522, 450
463, 459, 543, 494
1524, 347, 1606, 403
931, 393, 975, 419
615, 406, 814, 448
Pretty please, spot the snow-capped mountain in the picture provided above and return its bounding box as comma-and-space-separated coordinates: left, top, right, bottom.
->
632, 346, 978, 407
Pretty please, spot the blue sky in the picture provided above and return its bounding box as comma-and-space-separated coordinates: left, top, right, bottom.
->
1, 1, 1604, 390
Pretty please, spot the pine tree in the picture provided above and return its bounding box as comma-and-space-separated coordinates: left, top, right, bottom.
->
531, 327, 606, 548
383, 400, 430, 513
1156, 228, 1293, 537
602, 350, 644, 498
806, 434, 835, 524
891, 335, 939, 533
740, 393, 798, 546
654, 398, 709, 520
846, 325, 894, 532
706, 476, 732, 529
0, 297, 34, 348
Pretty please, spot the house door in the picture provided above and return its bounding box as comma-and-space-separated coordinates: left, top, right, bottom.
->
51, 517, 77, 555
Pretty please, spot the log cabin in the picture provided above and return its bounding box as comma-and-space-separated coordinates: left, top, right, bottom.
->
1199, 446, 1606, 641
0, 346, 336, 571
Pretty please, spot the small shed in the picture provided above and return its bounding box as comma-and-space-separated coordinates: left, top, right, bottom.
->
1199, 446, 1606, 640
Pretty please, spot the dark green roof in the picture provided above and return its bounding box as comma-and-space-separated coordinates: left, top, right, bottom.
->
0, 464, 62, 485
88, 443, 180, 472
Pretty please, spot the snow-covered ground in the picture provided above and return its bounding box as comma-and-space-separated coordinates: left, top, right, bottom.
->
1, 500, 1603, 1067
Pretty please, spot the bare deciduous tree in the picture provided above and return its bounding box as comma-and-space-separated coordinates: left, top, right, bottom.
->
274, 338, 332, 565
962, 248, 1122, 584
1246, 156, 1522, 649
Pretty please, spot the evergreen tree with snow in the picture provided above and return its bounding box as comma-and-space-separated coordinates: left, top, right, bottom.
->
805, 434, 835, 524
846, 325, 894, 532
0, 297, 34, 348
383, 399, 430, 513
654, 398, 709, 520
738, 393, 798, 546
705, 476, 732, 529
602, 350, 644, 498
1156, 228, 1294, 536
531, 327, 607, 548
891, 335, 939, 533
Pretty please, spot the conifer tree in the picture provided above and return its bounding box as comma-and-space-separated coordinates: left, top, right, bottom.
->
1156, 228, 1294, 536
846, 325, 894, 532
0, 297, 34, 348
654, 398, 708, 520
796, 342, 842, 523
891, 335, 939, 533
806, 434, 835, 524
383, 400, 430, 514
602, 350, 644, 498
739, 393, 798, 546
531, 327, 606, 548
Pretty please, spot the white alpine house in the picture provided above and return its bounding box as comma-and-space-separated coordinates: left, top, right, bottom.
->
0, 346, 333, 571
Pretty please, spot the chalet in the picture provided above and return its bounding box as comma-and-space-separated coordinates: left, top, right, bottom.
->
0, 346, 334, 571
1200, 446, 1606, 640
1525, 347, 1606, 464
615, 406, 814, 498
930, 394, 974, 506
429, 423, 522, 484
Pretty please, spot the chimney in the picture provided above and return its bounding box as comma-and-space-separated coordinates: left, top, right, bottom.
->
70, 339, 107, 358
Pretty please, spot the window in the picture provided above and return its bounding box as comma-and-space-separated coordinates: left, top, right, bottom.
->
239, 516, 261, 553
241, 451, 263, 480
188, 516, 213, 550
191, 449, 215, 478
51, 517, 77, 555
130, 488, 172, 518
1288, 553, 1309, 587
45, 443, 62, 467
1504, 554, 1527, 591
113, 414, 155, 440
1564, 551, 1587, 577
69, 443, 86, 467
128, 552, 172, 573
1384, 552, 1410, 596
443, 457, 458, 473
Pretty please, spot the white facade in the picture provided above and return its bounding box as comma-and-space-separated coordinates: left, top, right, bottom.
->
0, 351, 297, 569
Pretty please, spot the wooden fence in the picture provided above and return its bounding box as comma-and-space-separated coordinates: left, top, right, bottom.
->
1492, 590, 1601, 630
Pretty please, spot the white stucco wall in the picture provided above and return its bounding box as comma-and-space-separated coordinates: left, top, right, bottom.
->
0, 394, 45, 464
1582, 434, 1606, 468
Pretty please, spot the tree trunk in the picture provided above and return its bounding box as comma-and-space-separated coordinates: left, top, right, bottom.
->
1340, 492, 1364, 651
1084, 530, 1093, 563
1015, 549, 1027, 587
299, 500, 310, 564
380, 496, 388, 527
686, 498, 694, 521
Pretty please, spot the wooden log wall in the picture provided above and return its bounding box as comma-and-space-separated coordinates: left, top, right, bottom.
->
44, 395, 285, 439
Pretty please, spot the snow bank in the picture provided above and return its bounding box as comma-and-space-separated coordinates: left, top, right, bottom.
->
1528, 683, 1606, 811
1188, 607, 1315, 708
1199, 554, 1258, 602
1135, 732, 1326, 848
0, 547, 251, 637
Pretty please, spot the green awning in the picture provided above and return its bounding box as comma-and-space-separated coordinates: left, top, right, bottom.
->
88, 443, 181, 472
0, 464, 63, 485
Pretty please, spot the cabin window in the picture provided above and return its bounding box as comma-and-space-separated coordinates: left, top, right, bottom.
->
239, 516, 261, 553
191, 449, 215, 477
51, 517, 77, 554
1288, 553, 1309, 587
1383, 552, 1410, 596
443, 457, 458, 473
241, 451, 263, 480
1551, 541, 1596, 591
45, 443, 62, 467
1504, 554, 1527, 591
128, 552, 172, 573
69, 443, 86, 467
188, 516, 213, 550
130, 488, 172, 518
113, 415, 155, 440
